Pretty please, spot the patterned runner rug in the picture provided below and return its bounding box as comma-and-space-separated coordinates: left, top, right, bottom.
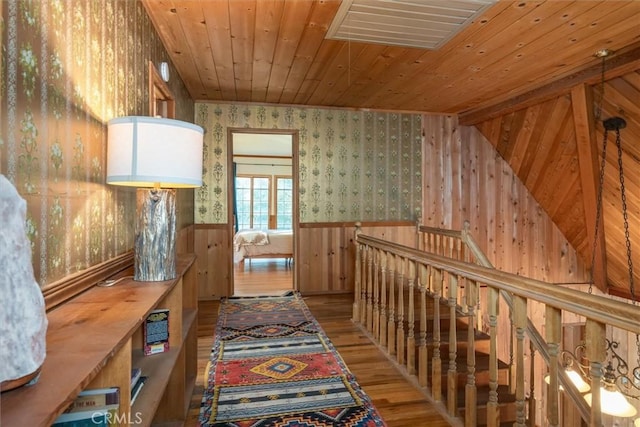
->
198, 291, 387, 426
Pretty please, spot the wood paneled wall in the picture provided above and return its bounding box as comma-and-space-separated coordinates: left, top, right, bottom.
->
423, 114, 592, 423
194, 225, 232, 300
297, 222, 416, 294
423, 114, 589, 285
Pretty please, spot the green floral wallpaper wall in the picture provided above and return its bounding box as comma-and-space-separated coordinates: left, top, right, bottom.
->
0, 0, 194, 288
194, 103, 423, 224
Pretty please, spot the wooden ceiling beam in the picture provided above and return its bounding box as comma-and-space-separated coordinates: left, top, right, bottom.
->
571, 83, 607, 294
459, 43, 640, 126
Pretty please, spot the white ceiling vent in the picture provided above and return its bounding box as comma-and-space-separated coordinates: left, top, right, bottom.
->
326, 0, 497, 50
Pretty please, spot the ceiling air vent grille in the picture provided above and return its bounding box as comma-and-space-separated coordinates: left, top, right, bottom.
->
326, 0, 496, 50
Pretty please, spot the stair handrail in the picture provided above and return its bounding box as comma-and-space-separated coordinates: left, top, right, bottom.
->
455, 221, 592, 423
359, 233, 640, 336
357, 230, 640, 424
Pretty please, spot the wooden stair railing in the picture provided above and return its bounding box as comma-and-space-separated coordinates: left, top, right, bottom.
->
447, 222, 592, 425
353, 222, 640, 427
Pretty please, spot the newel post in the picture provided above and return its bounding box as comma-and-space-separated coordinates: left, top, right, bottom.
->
353, 222, 362, 322
513, 295, 527, 427
545, 306, 562, 427
586, 319, 606, 427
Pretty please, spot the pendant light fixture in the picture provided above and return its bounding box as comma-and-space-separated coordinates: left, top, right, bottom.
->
581, 48, 638, 419
548, 48, 640, 419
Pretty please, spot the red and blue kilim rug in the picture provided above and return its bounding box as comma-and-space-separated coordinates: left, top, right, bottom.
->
198, 291, 387, 427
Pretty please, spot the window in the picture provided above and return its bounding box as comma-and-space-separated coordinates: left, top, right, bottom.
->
235, 176, 270, 230
276, 177, 293, 229
235, 175, 292, 230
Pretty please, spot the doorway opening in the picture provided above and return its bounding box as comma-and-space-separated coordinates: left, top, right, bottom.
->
228, 129, 299, 296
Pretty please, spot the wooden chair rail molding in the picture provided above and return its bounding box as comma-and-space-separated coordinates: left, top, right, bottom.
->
352, 228, 640, 427
42, 251, 134, 310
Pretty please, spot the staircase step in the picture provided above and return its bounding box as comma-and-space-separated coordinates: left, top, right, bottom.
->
366, 294, 522, 426
434, 355, 510, 389
457, 385, 518, 425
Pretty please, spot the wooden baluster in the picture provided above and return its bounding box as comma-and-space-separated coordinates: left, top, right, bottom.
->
447, 274, 459, 417
465, 278, 478, 427
513, 295, 527, 427
446, 236, 467, 314
366, 246, 374, 332
449, 235, 455, 259
529, 341, 536, 427
545, 306, 561, 427
509, 309, 516, 393
360, 246, 368, 325
486, 286, 500, 427
432, 267, 443, 402
372, 248, 380, 339
445, 235, 450, 257
407, 260, 416, 375
379, 250, 388, 348
353, 239, 362, 323
586, 319, 606, 427
387, 254, 396, 356
396, 257, 406, 366
418, 264, 429, 388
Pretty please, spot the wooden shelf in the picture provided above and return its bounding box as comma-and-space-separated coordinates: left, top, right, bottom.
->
0, 254, 197, 427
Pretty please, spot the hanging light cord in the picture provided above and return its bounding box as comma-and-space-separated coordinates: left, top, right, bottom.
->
616, 130, 635, 303
588, 129, 608, 294
588, 55, 608, 294
615, 125, 640, 374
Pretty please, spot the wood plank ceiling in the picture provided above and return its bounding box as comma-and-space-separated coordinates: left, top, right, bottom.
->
143, 0, 640, 295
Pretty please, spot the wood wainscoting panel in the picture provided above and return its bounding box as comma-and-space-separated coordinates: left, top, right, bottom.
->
298, 222, 416, 294
194, 225, 232, 300
176, 224, 195, 255
194, 222, 416, 299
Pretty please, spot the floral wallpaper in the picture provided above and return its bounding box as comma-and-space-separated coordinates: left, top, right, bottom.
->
1, 0, 194, 288
195, 103, 423, 224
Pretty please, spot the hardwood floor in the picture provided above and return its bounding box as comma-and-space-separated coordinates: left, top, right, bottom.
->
233, 258, 294, 296
185, 260, 452, 427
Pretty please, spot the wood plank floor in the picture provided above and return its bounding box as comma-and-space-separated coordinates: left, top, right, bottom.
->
185, 259, 452, 427
232, 258, 294, 296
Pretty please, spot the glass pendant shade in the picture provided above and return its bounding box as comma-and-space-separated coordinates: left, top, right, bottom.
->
544, 368, 591, 393
584, 386, 637, 418
566, 369, 591, 393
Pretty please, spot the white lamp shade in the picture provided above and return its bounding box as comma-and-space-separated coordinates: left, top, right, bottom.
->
107, 116, 204, 188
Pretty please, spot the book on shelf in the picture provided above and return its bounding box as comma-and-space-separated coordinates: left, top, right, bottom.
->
53, 387, 119, 426
52, 406, 117, 427
143, 308, 170, 355
130, 376, 148, 405
130, 367, 142, 390
64, 387, 120, 413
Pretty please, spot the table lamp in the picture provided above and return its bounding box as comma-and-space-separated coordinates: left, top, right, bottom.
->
106, 116, 204, 281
